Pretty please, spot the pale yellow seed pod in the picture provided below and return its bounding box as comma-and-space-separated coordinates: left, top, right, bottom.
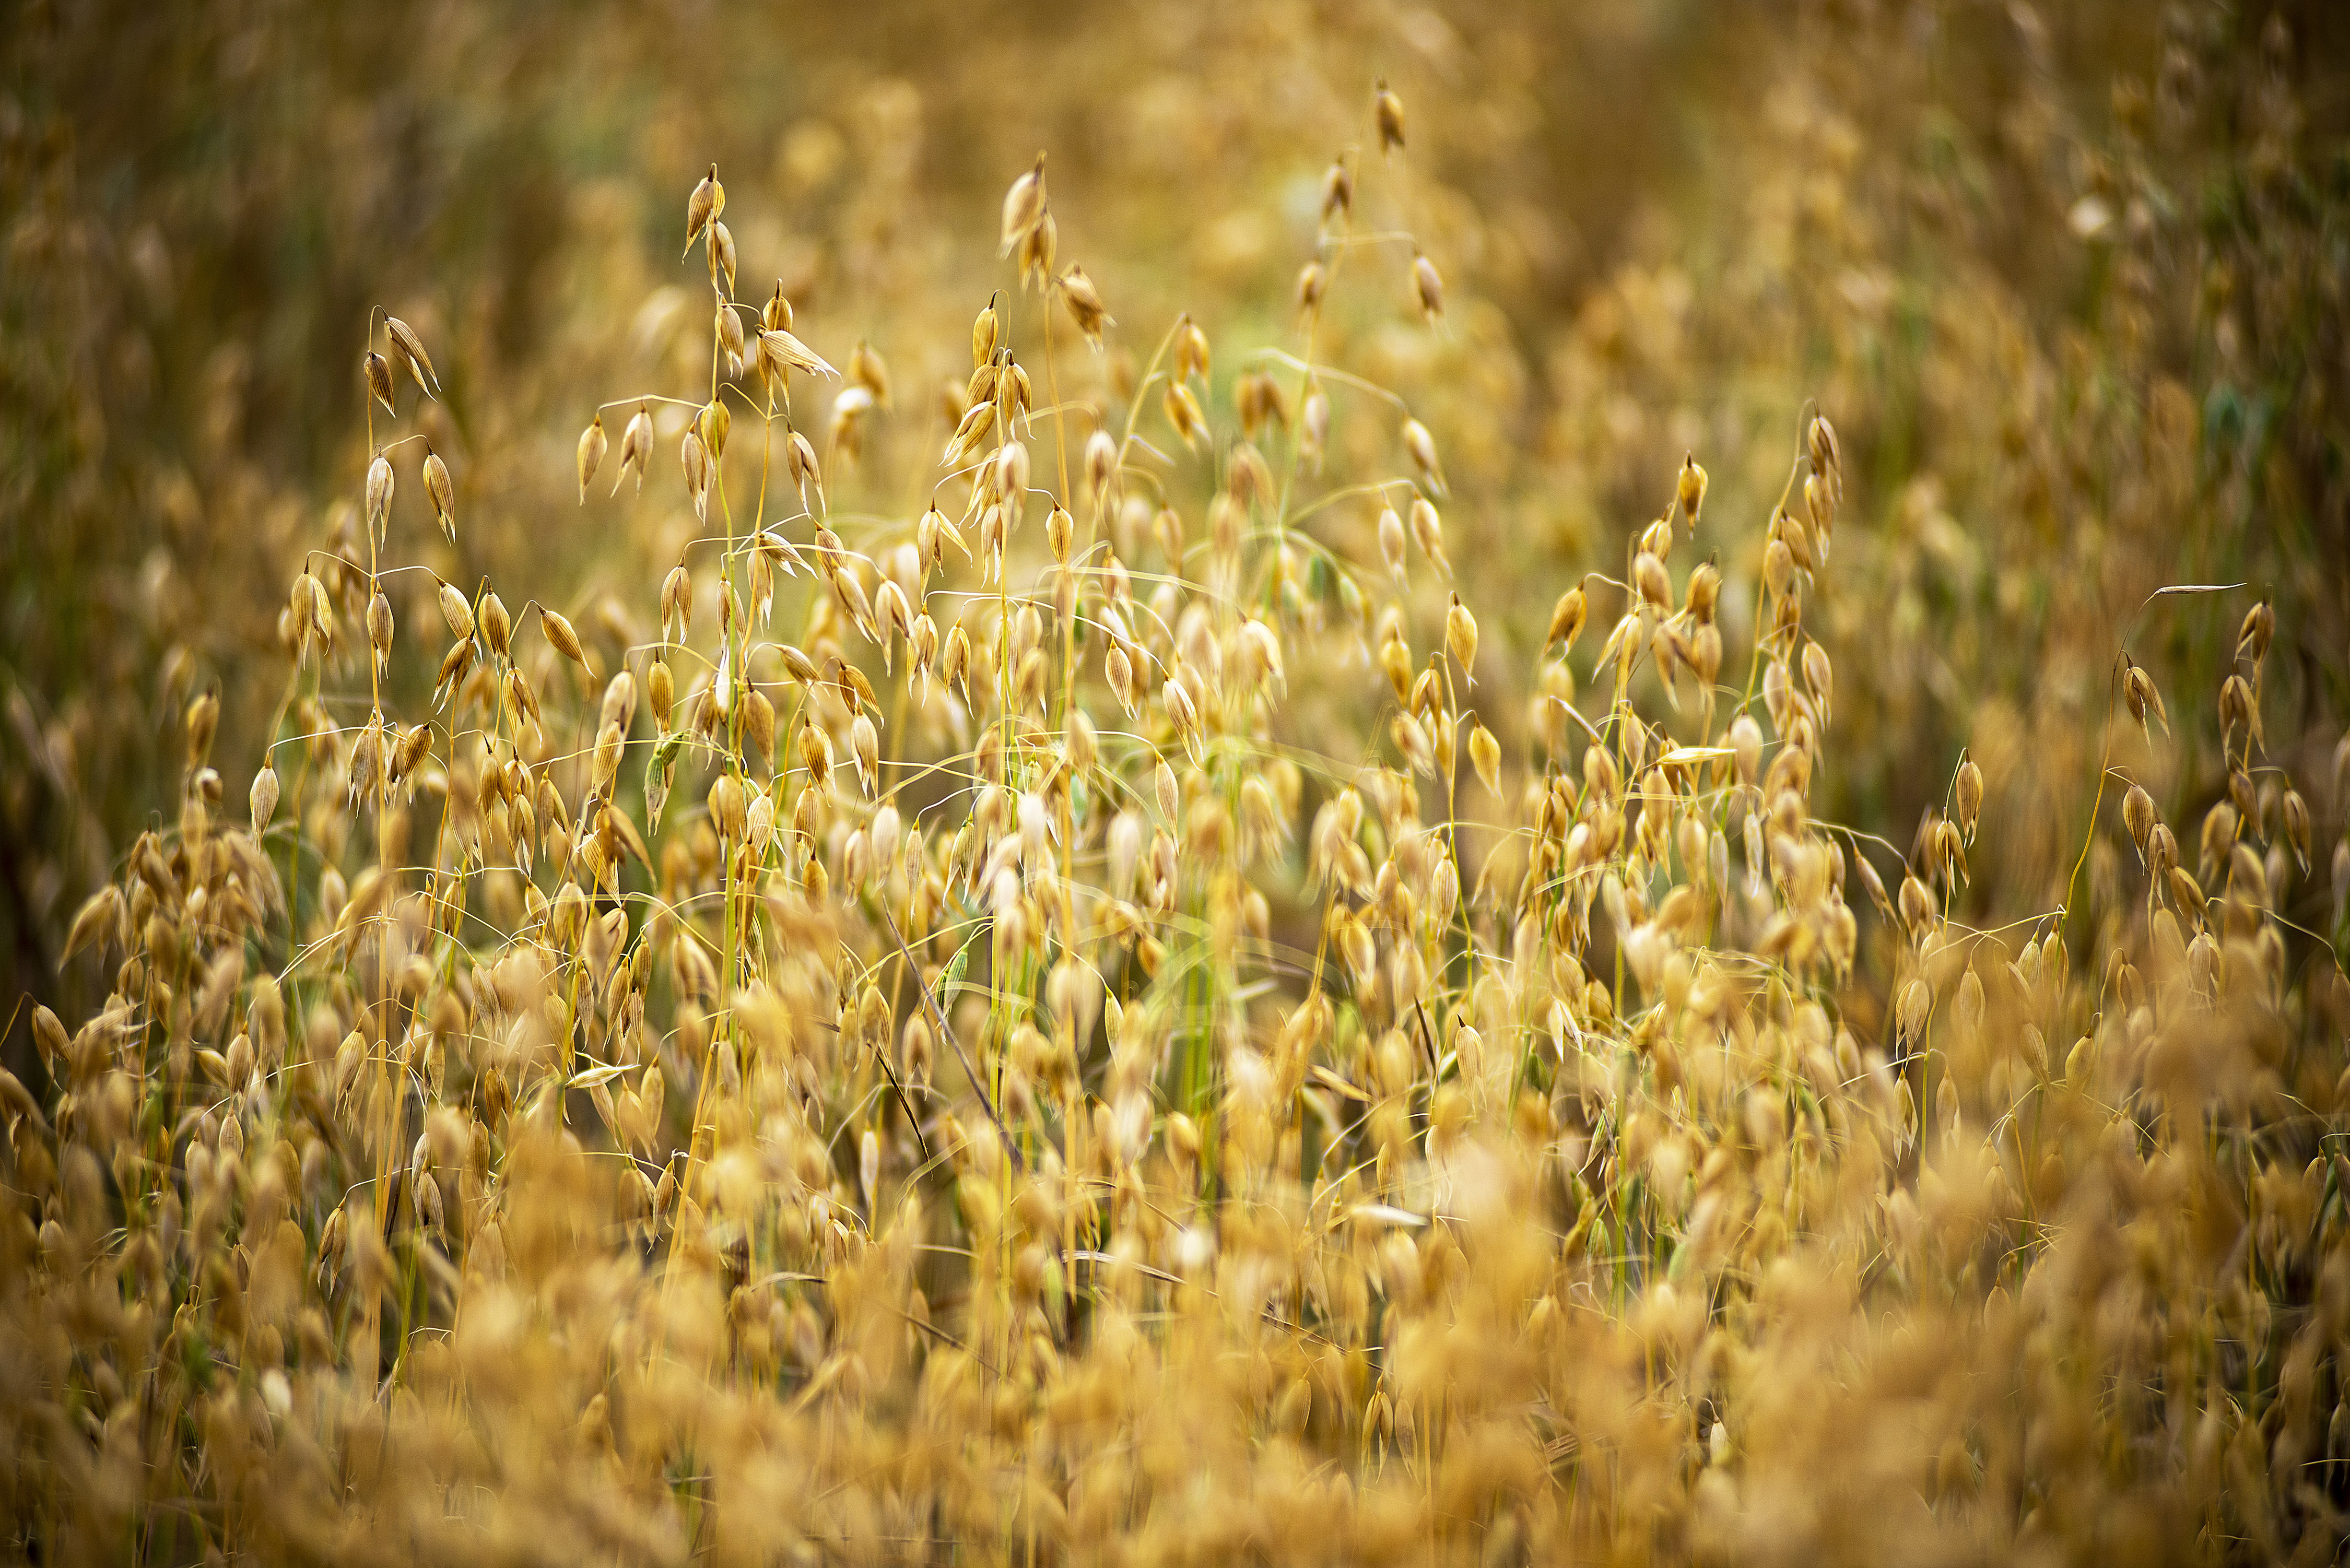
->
423, 450, 455, 536
593, 721, 624, 793
1297, 261, 1327, 314
1379, 506, 1407, 582
1164, 383, 1206, 452
1163, 678, 1198, 738
541, 608, 589, 673
1446, 594, 1478, 680
1059, 264, 1112, 349
744, 687, 776, 764
364, 350, 395, 415
852, 713, 880, 797
1469, 720, 1501, 798
648, 658, 675, 730
1106, 643, 1136, 716
250, 764, 280, 835
366, 452, 394, 533
998, 153, 1047, 258
708, 773, 747, 841
1402, 418, 1445, 497
684, 164, 721, 250
367, 589, 394, 656
1085, 427, 1119, 505
1634, 551, 1670, 608
1412, 252, 1443, 323
1677, 453, 1708, 523
577, 416, 607, 502
1374, 81, 1406, 153
1955, 754, 1984, 842
1409, 497, 1447, 573
1547, 585, 1588, 652
971, 301, 999, 369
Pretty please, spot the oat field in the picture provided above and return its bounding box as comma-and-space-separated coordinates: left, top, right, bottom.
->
4, 3, 2349, 1563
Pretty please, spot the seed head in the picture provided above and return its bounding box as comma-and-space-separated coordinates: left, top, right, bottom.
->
423, 447, 456, 540
684, 165, 723, 256
1296, 261, 1327, 315
716, 297, 747, 365
712, 219, 738, 297
1374, 81, 1406, 154
363, 351, 395, 416
1176, 314, 1211, 383
542, 607, 590, 675
1301, 383, 1330, 469
1412, 252, 1444, 324
1322, 156, 1354, 224
2122, 659, 2169, 737
1634, 551, 1670, 609
1802, 641, 1834, 725
577, 416, 607, 503
1677, 453, 1708, 523
760, 326, 839, 382
744, 687, 776, 765
1806, 412, 1841, 498
1059, 265, 1112, 351
1019, 209, 1058, 291
2236, 595, 2274, 667
1899, 871, 1935, 936
1000, 153, 1048, 258
847, 339, 891, 406
250, 763, 279, 835
648, 659, 675, 729
2281, 788, 2310, 870
384, 315, 440, 396
616, 403, 654, 495
708, 772, 747, 840
479, 591, 512, 658
1402, 417, 1446, 498
1955, 753, 1984, 841
1547, 585, 1588, 652
680, 429, 711, 516
1468, 717, 1501, 797
852, 713, 880, 797
1379, 505, 1408, 583
366, 587, 394, 657
1086, 427, 1120, 505
971, 300, 1000, 368
366, 452, 394, 536
1164, 382, 1207, 452
1106, 643, 1136, 717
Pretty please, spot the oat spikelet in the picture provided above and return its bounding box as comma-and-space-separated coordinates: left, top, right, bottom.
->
1403, 416, 1446, 498
1374, 80, 1406, 154
683, 164, 722, 256
423, 447, 455, 541
1446, 594, 1478, 683
384, 315, 439, 395
1059, 265, 1112, 350
615, 403, 654, 496
577, 416, 607, 502
1412, 251, 1444, 324
1000, 153, 1048, 258
363, 350, 395, 416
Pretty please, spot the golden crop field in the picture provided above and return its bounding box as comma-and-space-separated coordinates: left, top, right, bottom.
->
4, 2, 2348, 1562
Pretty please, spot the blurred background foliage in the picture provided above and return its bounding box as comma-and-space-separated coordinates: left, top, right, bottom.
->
4, 0, 2346, 1054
